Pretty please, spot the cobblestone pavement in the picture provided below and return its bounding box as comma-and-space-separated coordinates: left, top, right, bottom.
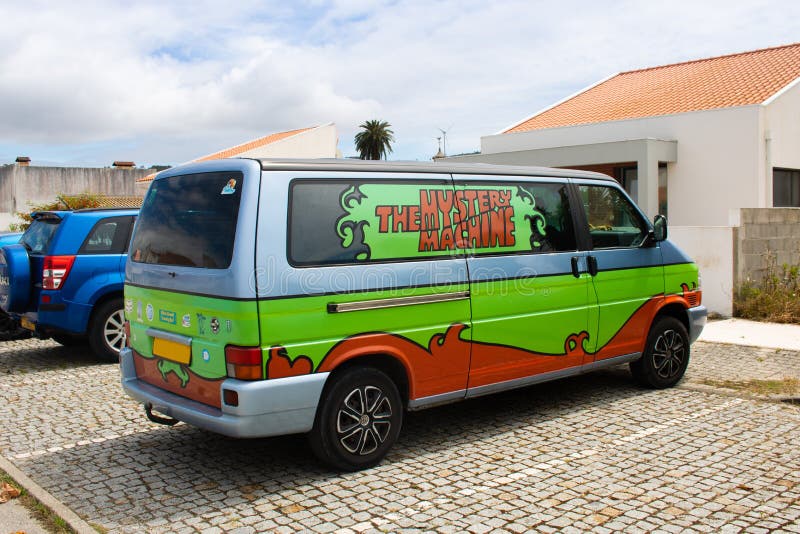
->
0, 338, 798, 533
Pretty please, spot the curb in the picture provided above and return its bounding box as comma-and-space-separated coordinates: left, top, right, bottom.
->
0, 452, 97, 534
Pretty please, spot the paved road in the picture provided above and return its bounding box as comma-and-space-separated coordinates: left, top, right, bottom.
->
0, 338, 798, 533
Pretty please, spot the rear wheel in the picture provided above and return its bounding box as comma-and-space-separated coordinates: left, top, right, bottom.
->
309, 367, 403, 471
88, 298, 125, 362
630, 316, 690, 389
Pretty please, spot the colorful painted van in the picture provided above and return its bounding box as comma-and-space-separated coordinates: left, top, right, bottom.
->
120, 159, 706, 470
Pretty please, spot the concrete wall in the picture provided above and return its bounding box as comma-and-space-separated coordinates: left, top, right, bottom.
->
669, 226, 736, 316
737, 208, 800, 284
464, 106, 763, 227
0, 165, 149, 230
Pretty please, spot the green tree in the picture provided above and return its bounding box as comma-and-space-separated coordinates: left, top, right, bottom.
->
354, 120, 395, 160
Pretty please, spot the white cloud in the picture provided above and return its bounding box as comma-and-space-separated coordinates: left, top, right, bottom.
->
0, 0, 798, 165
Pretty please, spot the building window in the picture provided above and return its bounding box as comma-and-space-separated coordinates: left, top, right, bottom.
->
774, 168, 800, 207
616, 166, 638, 203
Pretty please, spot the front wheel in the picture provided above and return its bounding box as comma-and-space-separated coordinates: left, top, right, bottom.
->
630, 316, 690, 389
309, 367, 403, 471
88, 298, 125, 362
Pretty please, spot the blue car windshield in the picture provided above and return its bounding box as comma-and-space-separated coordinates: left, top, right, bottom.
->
21, 218, 60, 254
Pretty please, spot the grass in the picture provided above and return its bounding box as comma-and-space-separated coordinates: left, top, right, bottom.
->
734, 253, 800, 324
0, 470, 74, 534
699, 377, 800, 397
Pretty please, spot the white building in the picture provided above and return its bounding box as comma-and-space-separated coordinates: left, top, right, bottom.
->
136, 123, 340, 194
453, 43, 800, 315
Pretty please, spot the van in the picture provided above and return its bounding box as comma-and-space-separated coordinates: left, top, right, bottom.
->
120, 158, 706, 471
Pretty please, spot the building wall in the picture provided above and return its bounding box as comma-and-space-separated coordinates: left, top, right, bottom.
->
764, 80, 800, 188
240, 124, 339, 159
0, 165, 148, 230
474, 106, 763, 227
737, 208, 800, 284
669, 226, 736, 316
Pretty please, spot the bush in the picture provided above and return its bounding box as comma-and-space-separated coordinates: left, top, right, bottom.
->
734, 252, 800, 323
8, 192, 101, 231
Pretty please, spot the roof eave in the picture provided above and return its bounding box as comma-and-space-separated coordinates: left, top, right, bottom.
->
497, 73, 619, 135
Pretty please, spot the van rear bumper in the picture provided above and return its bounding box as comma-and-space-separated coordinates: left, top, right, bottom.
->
687, 305, 707, 344
119, 348, 329, 438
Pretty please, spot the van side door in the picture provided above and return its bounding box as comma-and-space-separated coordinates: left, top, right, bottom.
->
452, 176, 596, 395
572, 181, 665, 363
257, 172, 473, 407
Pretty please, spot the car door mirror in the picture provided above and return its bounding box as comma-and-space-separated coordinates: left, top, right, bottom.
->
653, 214, 667, 242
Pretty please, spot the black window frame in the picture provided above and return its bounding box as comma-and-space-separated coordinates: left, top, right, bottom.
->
773, 168, 800, 208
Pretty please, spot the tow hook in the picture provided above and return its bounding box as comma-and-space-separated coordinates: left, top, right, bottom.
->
145, 402, 179, 426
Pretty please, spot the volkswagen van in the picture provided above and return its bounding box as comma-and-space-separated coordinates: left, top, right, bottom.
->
120, 159, 706, 470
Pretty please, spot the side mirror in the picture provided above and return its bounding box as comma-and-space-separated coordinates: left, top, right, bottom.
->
653, 214, 667, 242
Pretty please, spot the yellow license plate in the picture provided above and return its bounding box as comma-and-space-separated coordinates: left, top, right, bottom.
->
20, 317, 35, 331
152, 337, 191, 365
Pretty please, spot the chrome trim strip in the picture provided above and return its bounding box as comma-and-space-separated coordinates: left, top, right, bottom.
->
466, 352, 641, 399
328, 291, 470, 313
146, 328, 192, 347
581, 352, 641, 372
407, 389, 466, 411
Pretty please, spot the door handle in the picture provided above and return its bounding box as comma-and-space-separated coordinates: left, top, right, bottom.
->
571, 256, 580, 278
587, 256, 598, 277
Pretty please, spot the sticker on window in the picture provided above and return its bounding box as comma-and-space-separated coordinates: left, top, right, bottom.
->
221, 179, 237, 195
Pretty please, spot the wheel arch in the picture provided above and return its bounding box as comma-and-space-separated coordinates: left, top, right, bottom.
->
653, 301, 690, 334
87, 291, 124, 328
323, 353, 411, 408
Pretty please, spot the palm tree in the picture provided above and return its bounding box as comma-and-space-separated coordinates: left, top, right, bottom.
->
354, 120, 395, 160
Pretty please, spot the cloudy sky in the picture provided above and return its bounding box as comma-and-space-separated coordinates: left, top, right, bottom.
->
0, 0, 798, 167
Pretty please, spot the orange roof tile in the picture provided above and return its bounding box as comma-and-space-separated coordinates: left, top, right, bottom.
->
506, 43, 800, 133
136, 126, 315, 182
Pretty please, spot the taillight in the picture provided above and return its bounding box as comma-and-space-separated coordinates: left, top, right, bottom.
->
225, 346, 263, 380
42, 255, 76, 289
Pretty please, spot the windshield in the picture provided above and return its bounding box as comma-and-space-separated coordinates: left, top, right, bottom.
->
130, 171, 243, 269
21, 218, 60, 254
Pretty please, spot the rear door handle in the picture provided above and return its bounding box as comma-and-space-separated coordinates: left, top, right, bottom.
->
587, 256, 598, 277
571, 256, 580, 278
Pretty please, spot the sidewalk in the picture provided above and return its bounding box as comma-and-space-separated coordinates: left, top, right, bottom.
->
698, 317, 800, 351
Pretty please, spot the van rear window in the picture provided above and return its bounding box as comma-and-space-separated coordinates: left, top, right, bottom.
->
131, 172, 243, 269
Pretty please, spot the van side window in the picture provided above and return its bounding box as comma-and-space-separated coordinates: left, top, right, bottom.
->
515, 183, 577, 253
289, 179, 577, 266
579, 185, 648, 249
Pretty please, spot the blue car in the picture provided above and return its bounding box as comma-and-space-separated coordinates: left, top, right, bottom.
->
0, 208, 137, 360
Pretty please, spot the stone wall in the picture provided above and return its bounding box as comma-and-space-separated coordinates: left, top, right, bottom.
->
737, 208, 800, 284
0, 165, 151, 230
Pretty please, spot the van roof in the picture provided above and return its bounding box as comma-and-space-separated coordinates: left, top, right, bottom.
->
254, 158, 615, 181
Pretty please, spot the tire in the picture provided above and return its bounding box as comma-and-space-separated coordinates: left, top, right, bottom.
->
630, 316, 690, 389
88, 298, 125, 362
0, 308, 30, 341
309, 367, 403, 471
52, 334, 88, 347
